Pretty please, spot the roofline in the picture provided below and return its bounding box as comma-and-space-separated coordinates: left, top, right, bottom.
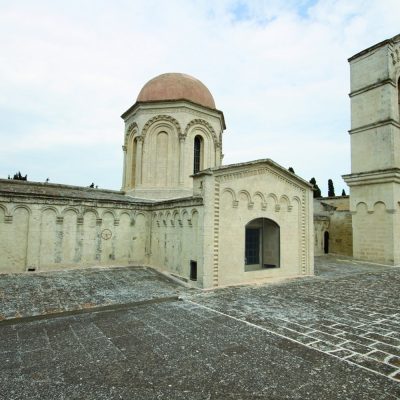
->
121, 100, 226, 130
348, 34, 400, 62
193, 158, 313, 189
0, 178, 123, 194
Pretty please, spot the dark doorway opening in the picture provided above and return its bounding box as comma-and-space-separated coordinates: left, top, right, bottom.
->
245, 218, 280, 271
190, 260, 197, 281
324, 231, 329, 254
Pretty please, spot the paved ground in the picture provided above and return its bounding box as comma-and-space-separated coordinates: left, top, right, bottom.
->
0, 266, 186, 320
0, 257, 399, 399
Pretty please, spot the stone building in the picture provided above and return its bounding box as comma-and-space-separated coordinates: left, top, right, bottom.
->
0, 73, 314, 288
343, 34, 400, 265
313, 196, 353, 257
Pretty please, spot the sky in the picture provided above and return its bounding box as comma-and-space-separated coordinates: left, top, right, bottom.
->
1, 0, 399, 195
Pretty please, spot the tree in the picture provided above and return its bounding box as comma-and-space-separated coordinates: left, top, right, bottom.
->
288, 167, 295, 173
341, 189, 346, 196
309, 177, 322, 198
12, 171, 27, 181
328, 179, 335, 197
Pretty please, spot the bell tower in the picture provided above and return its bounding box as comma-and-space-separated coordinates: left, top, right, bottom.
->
343, 34, 400, 265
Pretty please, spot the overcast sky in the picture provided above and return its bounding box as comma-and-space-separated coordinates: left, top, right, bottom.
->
1, 0, 399, 195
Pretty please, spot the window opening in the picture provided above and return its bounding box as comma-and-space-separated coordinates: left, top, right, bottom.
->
245, 228, 260, 264
398, 76, 400, 122
190, 260, 197, 281
324, 231, 329, 254
193, 135, 202, 174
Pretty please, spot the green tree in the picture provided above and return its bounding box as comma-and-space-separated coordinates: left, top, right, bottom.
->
309, 177, 322, 198
328, 179, 335, 197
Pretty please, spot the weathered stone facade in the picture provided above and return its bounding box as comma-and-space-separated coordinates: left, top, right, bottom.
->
343, 34, 400, 265
313, 196, 353, 257
0, 72, 314, 287
0, 180, 151, 272
0, 160, 313, 288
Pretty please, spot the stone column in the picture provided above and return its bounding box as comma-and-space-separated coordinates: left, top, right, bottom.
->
179, 134, 185, 186
135, 136, 143, 187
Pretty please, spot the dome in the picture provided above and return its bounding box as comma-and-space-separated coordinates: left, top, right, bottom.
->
137, 73, 216, 109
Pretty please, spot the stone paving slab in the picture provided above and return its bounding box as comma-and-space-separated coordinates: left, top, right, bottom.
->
0, 266, 186, 320
188, 256, 400, 384
0, 300, 399, 400
0, 255, 399, 398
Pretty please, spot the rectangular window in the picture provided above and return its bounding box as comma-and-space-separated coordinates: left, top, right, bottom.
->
245, 228, 260, 264
190, 260, 197, 281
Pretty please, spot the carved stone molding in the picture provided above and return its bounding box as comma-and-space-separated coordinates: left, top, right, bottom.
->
126, 122, 138, 134
184, 119, 218, 145
390, 47, 400, 65
215, 167, 306, 192
141, 115, 182, 138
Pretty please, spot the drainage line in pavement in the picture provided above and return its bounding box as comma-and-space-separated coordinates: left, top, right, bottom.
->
0, 296, 179, 326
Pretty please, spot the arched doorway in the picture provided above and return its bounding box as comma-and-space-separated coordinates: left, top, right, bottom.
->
245, 218, 280, 271
324, 231, 329, 254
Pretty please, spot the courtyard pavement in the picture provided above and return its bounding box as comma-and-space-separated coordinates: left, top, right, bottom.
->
0, 257, 399, 399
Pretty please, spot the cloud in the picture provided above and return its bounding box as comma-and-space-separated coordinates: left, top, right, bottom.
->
0, 0, 398, 193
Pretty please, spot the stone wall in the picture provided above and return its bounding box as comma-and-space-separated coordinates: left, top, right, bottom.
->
149, 201, 204, 287
195, 160, 314, 288
0, 180, 206, 283
313, 197, 353, 257
0, 180, 150, 273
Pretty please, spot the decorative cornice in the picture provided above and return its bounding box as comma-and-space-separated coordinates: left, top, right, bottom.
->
121, 99, 226, 130
349, 78, 396, 98
214, 166, 307, 193
343, 168, 400, 186
348, 34, 400, 62
348, 119, 400, 135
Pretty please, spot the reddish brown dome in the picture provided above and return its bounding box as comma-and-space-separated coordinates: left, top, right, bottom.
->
137, 73, 216, 109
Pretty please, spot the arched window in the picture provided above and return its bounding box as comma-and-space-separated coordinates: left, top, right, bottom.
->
193, 135, 203, 174
245, 218, 280, 271
398, 76, 400, 122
